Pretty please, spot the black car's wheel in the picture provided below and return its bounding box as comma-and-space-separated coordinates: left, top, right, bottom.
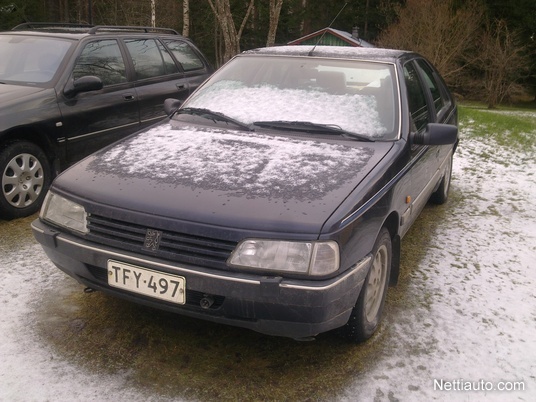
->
0, 141, 51, 220
430, 153, 453, 205
341, 228, 392, 342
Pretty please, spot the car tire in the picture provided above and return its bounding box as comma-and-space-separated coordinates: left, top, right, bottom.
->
0, 141, 51, 220
430, 152, 453, 205
341, 228, 392, 342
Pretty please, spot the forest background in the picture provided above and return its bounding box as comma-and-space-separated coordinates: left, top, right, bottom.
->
1, 0, 535, 108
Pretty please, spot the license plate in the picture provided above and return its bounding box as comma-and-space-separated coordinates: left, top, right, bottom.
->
107, 260, 185, 304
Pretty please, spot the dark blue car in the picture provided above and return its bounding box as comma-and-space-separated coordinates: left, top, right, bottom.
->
32, 45, 458, 342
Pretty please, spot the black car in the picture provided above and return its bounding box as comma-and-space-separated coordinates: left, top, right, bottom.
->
32, 45, 458, 342
0, 23, 212, 219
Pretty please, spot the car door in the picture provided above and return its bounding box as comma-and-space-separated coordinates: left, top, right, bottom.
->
58, 39, 140, 166
399, 60, 437, 235
123, 37, 201, 128
163, 38, 212, 93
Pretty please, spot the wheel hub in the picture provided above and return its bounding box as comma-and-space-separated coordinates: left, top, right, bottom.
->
2, 153, 44, 208
364, 244, 388, 322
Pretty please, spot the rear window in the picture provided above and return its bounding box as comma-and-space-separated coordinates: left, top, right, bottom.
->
164, 40, 205, 72
125, 38, 180, 80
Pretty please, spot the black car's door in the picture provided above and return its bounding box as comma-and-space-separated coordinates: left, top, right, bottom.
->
58, 39, 140, 166
124, 38, 211, 129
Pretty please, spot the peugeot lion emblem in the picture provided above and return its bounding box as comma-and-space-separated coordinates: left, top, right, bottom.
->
143, 229, 163, 251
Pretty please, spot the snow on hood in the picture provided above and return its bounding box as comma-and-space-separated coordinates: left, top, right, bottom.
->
92, 123, 375, 202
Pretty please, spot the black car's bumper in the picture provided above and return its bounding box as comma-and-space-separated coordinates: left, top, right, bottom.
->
32, 219, 370, 339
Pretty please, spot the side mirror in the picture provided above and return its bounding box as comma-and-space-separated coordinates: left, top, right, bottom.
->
412, 123, 458, 146
164, 98, 182, 116
64, 76, 103, 98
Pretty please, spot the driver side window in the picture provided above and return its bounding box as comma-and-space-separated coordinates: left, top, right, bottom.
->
403, 62, 430, 132
73, 40, 127, 86
415, 59, 451, 119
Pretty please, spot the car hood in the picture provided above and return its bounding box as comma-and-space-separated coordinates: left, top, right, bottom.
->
54, 122, 393, 235
0, 83, 49, 104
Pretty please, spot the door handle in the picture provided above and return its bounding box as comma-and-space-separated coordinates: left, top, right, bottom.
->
123, 94, 135, 101
176, 83, 186, 90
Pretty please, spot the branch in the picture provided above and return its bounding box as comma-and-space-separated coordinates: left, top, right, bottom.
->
237, 0, 255, 39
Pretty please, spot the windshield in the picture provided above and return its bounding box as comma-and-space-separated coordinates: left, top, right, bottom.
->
182, 54, 400, 140
0, 35, 72, 85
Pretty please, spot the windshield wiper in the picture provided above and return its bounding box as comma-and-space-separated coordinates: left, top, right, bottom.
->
252, 120, 375, 142
178, 107, 253, 131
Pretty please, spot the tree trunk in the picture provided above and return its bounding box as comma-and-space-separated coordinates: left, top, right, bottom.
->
151, 0, 156, 27
207, 0, 254, 64
362, 0, 370, 37
300, 0, 307, 35
182, 0, 190, 36
267, 0, 284, 47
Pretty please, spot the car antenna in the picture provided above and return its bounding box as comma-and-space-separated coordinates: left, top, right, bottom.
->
308, 2, 348, 57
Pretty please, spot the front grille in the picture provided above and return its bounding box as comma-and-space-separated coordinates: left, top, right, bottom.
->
86, 214, 237, 270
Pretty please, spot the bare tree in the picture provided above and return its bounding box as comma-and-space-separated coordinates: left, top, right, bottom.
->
479, 19, 529, 108
299, 0, 307, 35
377, 0, 484, 80
182, 0, 190, 36
363, 0, 370, 37
267, 0, 284, 47
207, 0, 255, 64
151, 0, 156, 27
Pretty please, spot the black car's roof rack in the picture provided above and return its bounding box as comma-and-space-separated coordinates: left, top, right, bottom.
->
12, 22, 179, 35
12, 22, 93, 31
88, 26, 179, 35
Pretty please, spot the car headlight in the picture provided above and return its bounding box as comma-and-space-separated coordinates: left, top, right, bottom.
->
40, 192, 88, 234
228, 239, 339, 276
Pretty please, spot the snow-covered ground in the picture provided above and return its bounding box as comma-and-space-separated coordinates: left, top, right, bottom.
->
1, 111, 535, 401
339, 113, 536, 401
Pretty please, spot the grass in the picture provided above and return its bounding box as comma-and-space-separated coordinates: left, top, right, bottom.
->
36, 287, 380, 401
458, 103, 536, 150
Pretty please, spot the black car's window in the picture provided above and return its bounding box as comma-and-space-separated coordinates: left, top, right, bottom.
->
0, 35, 71, 84
125, 39, 171, 79
164, 40, 205, 71
157, 41, 180, 74
73, 40, 127, 86
415, 59, 451, 117
404, 62, 430, 132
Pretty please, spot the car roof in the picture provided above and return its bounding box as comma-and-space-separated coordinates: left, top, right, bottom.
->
1, 30, 88, 40
242, 45, 415, 63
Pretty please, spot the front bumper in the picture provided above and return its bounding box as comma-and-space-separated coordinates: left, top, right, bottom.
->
32, 219, 371, 339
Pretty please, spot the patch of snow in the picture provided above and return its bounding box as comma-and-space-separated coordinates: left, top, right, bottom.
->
0, 242, 148, 402
186, 80, 387, 136
96, 123, 375, 200
247, 45, 404, 59
338, 121, 536, 401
